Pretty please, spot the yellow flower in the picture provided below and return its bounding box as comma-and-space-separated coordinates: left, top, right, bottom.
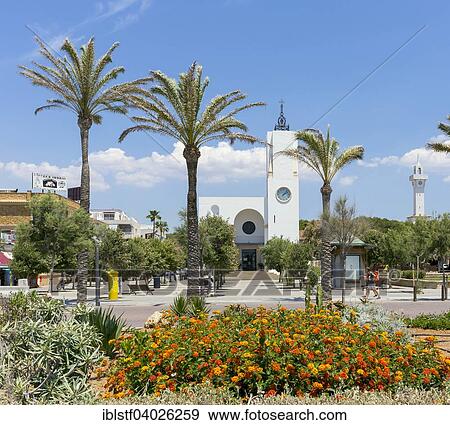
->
231, 376, 239, 383
239, 341, 249, 346
357, 369, 365, 375
243, 352, 253, 358
213, 367, 222, 376
151, 343, 158, 349
141, 366, 149, 372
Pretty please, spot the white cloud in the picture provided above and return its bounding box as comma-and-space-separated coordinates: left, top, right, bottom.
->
338, 175, 358, 186
0, 160, 109, 192
358, 136, 450, 182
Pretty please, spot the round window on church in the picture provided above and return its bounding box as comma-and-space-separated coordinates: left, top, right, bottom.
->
242, 221, 256, 235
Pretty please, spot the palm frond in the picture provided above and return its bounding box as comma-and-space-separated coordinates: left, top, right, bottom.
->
426, 141, 450, 153
20, 36, 147, 124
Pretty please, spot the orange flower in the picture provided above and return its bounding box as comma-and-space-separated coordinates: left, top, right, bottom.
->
312, 382, 323, 390
271, 362, 281, 372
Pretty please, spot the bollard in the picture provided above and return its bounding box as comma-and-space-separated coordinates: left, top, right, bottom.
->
107, 270, 119, 300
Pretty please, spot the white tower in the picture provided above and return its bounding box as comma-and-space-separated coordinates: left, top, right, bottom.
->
408, 157, 428, 221
264, 104, 299, 242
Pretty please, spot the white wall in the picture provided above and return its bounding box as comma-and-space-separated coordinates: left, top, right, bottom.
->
265, 131, 299, 242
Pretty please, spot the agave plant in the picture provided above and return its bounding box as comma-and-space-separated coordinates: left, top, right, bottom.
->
189, 296, 211, 317
74, 306, 126, 357
170, 295, 190, 317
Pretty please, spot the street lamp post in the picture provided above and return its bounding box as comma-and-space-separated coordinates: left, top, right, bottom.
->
93, 236, 100, 307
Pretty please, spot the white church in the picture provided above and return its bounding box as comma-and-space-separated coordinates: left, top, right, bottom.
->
199, 107, 300, 270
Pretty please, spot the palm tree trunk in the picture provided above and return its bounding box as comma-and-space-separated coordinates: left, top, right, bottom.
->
183, 147, 201, 297
77, 117, 92, 304
320, 183, 333, 301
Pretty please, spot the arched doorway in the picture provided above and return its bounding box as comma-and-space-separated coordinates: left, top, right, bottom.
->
233, 209, 264, 271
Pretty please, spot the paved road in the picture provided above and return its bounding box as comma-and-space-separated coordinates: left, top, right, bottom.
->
109, 300, 450, 328
19, 273, 448, 328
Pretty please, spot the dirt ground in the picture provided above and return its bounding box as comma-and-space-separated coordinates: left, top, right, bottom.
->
411, 328, 450, 355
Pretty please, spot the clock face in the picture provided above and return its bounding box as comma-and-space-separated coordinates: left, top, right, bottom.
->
418, 181, 423, 186
276, 186, 292, 203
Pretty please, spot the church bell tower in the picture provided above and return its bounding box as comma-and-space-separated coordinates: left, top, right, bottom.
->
264, 102, 299, 242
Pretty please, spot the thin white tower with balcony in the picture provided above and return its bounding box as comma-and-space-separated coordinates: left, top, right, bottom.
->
408, 157, 428, 222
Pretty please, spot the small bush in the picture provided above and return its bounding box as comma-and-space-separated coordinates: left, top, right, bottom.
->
342, 304, 409, 337
104, 306, 450, 399
0, 319, 101, 403
0, 292, 102, 404
401, 270, 425, 280
0, 292, 64, 324
405, 311, 450, 330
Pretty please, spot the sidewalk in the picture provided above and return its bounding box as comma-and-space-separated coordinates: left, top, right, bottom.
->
36, 277, 449, 328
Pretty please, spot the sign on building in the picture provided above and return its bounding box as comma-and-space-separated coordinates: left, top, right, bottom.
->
32, 173, 67, 191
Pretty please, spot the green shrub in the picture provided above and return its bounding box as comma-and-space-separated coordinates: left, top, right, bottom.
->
0, 319, 101, 403
405, 311, 450, 330
0, 292, 64, 324
0, 292, 102, 404
342, 304, 409, 337
401, 270, 425, 280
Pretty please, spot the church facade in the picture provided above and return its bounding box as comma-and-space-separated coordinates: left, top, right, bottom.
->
199, 110, 300, 270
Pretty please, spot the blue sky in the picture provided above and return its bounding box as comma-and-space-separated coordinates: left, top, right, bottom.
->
1, 0, 450, 228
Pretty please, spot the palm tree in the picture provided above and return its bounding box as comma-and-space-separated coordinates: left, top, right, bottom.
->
427, 118, 450, 153
119, 62, 264, 296
157, 220, 169, 240
281, 128, 364, 300
20, 37, 148, 303
146, 210, 161, 238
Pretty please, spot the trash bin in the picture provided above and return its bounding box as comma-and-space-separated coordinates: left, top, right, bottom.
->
153, 276, 161, 289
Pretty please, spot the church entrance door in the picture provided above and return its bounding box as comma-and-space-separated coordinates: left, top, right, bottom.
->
241, 249, 257, 271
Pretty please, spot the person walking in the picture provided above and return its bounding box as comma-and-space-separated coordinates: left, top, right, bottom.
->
365, 269, 380, 299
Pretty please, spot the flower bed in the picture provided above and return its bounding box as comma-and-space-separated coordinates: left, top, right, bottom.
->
103, 306, 450, 399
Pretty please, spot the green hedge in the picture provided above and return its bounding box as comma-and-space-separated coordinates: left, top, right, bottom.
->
401, 270, 425, 280
406, 311, 450, 330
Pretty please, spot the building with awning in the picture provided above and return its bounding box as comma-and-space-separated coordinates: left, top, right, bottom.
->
0, 251, 12, 286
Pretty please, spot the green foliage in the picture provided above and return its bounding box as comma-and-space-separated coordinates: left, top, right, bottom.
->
20, 37, 147, 129
10, 195, 93, 279
170, 295, 190, 316
0, 293, 101, 404
96, 226, 130, 271
282, 242, 313, 278
200, 215, 239, 271
307, 266, 320, 287
126, 237, 184, 278
74, 305, 127, 357
172, 210, 238, 271
401, 270, 426, 280
189, 296, 211, 317
169, 295, 210, 318
0, 292, 64, 324
260, 237, 291, 274
405, 311, 450, 330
